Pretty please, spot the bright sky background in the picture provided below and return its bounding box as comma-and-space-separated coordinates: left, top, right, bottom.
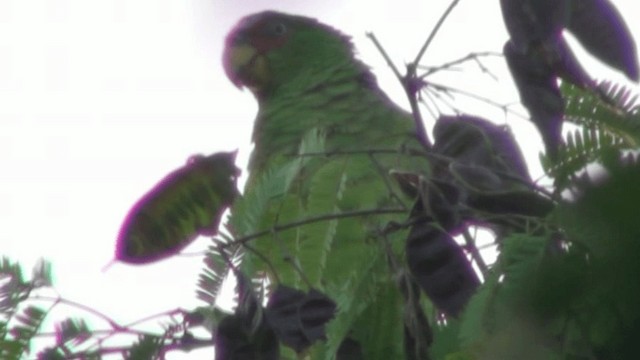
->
1, 0, 638, 358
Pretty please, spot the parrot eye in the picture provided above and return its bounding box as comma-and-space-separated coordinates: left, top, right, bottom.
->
270, 22, 287, 36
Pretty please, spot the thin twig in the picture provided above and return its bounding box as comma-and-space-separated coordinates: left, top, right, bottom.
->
270, 220, 312, 288
367, 153, 409, 211
42, 335, 215, 360
367, 33, 432, 148
242, 242, 281, 284
419, 51, 502, 78
404, 63, 432, 148
418, 89, 441, 120
33, 326, 162, 339
426, 80, 529, 120
31, 295, 122, 331
422, 86, 457, 115
221, 207, 407, 249
290, 148, 409, 158
461, 228, 489, 275
292, 148, 555, 199
472, 56, 499, 81
365, 32, 403, 81
413, 0, 462, 65
124, 308, 185, 329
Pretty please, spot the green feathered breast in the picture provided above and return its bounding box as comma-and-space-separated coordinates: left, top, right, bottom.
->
116, 151, 239, 264
225, 11, 431, 359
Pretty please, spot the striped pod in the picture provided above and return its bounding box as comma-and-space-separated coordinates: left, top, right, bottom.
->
116, 151, 240, 264
406, 205, 480, 318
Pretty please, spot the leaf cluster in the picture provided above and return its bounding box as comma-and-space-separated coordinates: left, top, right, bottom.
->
2, 1, 640, 359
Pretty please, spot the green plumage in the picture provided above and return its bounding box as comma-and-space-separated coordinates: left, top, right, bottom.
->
225, 11, 429, 359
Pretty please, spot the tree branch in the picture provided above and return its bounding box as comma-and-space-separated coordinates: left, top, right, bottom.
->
223, 207, 407, 249
367, 32, 432, 148
419, 51, 502, 78
461, 228, 489, 275
413, 0, 461, 65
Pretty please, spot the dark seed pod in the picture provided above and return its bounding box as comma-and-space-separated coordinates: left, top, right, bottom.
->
406, 202, 480, 318
116, 151, 240, 264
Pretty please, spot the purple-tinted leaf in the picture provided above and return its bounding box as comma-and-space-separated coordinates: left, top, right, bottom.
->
264, 286, 307, 351
469, 191, 554, 218
421, 181, 461, 231
264, 286, 336, 352
434, 115, 530, 182
432, 114, 554, 222
432, 114, 553, 218
298, 289, 337, 342
214, 271, 279, 360
406, 203, 480, 318
500, 0, 568, 51
214, 314, 279, 360
554, 36, 595, 89
504, 40, 565, 159
567, 0, 639, 81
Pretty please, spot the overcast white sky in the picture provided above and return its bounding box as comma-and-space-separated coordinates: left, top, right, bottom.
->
1, 0, 638, 358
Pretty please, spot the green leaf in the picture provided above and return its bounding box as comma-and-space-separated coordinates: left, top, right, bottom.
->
197, 236, 242, 306
299, 157, 349, 287
430, 320, 464, 360
0, 257, 29, 315
55, 318, 91, 346
126, 335, 163, 360
30, 259, 52, 288
230, 128, 326, 238
544, 81, 640, 189
9, 306, 47, 357
458, 270, 500, 347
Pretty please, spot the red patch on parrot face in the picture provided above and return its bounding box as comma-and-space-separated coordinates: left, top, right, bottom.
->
235, 14, 291, 54
224, 12, 299, 90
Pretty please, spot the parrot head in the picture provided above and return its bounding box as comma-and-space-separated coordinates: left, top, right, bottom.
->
223, 11, 356, 97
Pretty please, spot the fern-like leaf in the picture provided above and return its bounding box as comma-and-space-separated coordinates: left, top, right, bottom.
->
318, 247, 386, 359
54, 318, 91, 347
0, 258, 28, 315
229, 130, 326, 283
230, 128, 326, 238
299, 158, 349, 287
9, 305, 47, 357
125, 334, 163, 360
563, 81, 640, 144
541, 81, 640, 188
197, 235, 242, 306
30, 259, 52, 289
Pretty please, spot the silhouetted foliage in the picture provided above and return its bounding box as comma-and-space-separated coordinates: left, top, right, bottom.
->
2, 1, 639, 359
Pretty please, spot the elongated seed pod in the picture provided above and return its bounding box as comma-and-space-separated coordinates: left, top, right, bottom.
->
116, 151, 240, 264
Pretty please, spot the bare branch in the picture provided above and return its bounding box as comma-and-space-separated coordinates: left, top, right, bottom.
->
223, 207, 407, 249
366, 32, 403, 81
419, 51, 502, 78
367, 33, 432, 147
426, 80, 530, 120
413, 0, 461, 65
461, 228, 489, 275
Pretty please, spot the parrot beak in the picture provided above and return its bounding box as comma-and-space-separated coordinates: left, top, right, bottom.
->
222, 34, 269, 91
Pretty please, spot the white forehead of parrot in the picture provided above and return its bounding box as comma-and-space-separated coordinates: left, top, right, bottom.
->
185, 150, 239, 166
186, 154, 205, 165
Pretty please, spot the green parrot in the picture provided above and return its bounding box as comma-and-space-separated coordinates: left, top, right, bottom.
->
222, 11, 469, 359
